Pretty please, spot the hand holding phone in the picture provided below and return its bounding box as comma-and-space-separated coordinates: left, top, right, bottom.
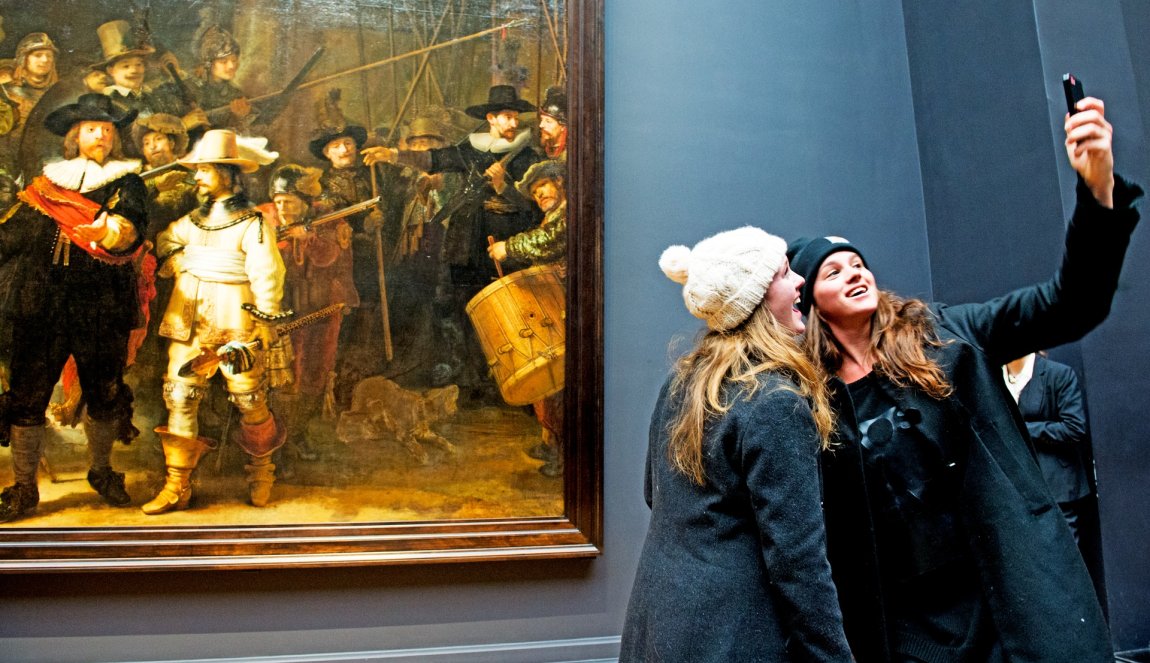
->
1063, 73, 1085, 115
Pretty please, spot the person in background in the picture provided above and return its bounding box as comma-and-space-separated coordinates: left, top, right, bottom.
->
1004, 352, 1093, 543
94, 20, 159, 123
488, 159, 567, 476
787, 96, 1139, 662
621, 226, 852, 662
537, 85, 567, 160
266, 163, 357, 465
0, 32, 59, 172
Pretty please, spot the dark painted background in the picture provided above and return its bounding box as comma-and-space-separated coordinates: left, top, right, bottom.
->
1, 0, 1147, 659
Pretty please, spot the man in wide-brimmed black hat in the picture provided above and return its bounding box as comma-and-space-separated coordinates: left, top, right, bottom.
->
362, 84, 542, 397
0, 92, 149, 522
307, 102, 393, 390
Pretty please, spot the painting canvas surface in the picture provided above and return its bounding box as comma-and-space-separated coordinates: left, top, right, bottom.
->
0, 0, 573, 536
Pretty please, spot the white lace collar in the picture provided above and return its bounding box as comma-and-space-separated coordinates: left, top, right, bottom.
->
469, 129, 532, 154
42, 157, 142, 193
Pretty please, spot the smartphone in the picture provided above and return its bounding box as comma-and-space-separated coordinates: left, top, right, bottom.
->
1062, 73, 1085, 115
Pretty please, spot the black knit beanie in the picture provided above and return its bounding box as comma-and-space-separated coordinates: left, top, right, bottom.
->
786, 236, 868, 315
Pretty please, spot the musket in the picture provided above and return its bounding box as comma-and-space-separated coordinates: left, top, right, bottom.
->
164, 62, 199, 111
177, 302, 347, 378
202, 46, 326, 125
275, 196, 380, 238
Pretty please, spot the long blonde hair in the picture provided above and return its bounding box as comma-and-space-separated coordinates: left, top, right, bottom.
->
803, 289, 952, 398
667, 301, 835, 486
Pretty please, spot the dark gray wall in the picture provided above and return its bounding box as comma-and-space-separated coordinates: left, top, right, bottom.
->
2, 0, 1147, 660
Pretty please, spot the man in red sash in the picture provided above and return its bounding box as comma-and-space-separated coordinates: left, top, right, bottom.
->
0, 93, 147, 522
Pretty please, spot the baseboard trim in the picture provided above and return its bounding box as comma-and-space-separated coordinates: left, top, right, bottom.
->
123, 636, 621, 663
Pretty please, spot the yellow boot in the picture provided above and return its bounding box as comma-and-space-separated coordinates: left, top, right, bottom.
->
245, 454, 276, 507
141, 428, 214, 515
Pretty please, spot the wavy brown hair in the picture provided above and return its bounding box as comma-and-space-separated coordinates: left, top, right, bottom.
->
62, 124, 125, 161
803, 289, 952, 398
667, 301, 836, 486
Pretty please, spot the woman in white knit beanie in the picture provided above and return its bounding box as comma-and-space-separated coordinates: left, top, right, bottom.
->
621, 226, 852, 662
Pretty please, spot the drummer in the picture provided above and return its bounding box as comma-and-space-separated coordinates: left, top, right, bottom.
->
487, 159, 567, 477
487, 159, 567, 272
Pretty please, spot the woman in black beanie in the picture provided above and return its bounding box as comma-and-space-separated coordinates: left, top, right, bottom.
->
788, 96, 1140, 662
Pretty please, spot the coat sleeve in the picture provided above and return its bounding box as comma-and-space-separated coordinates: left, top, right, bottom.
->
243, 214, 287, 315
938, 176, 1142, 365
103, 173, 148, 255
505, 211, 566, 265
739, 387, 853, 662
1024, 361, 1089, 449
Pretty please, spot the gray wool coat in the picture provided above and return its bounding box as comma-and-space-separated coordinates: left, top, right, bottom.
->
621, 371, 853, 663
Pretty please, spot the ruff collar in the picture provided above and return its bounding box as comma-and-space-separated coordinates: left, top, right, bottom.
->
469, 129, 532, 155
43, 157, 142, 193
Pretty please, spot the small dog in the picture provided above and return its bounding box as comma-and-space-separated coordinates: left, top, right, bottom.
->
336, 376, 458, 464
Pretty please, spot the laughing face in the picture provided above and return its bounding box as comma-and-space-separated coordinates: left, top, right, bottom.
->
764, 259, 806, 334
810, 250, 878, 325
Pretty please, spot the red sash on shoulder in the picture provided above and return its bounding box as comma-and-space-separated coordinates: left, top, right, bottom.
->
17, 175, 136, 265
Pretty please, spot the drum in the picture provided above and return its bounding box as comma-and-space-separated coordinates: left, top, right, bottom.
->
466, 265, 565, 406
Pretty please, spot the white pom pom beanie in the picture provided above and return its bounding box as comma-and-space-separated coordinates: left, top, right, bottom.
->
659, 226, 788, 332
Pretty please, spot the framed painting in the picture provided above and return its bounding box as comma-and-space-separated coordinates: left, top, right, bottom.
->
0, 0, 602, 570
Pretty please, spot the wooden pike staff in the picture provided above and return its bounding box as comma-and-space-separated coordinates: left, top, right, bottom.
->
370, 163, 394, 361
218, 19, 528, 108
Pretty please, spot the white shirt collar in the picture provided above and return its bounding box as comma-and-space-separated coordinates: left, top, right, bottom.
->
1003, 353, 1036, 402
105, 84, 149, 97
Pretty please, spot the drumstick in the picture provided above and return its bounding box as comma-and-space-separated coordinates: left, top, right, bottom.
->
487, 235, 505, 278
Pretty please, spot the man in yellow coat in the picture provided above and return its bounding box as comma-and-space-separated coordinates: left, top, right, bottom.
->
144, 129, 286, 514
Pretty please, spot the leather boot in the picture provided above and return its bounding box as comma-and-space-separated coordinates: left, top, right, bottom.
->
84, 415, 131, 506
0, 424, 44, 522
141, 427, 213, 515
245, 454, 276, 507
237, 415, 285, 507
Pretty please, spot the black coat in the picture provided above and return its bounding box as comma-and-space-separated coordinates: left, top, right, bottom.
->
428, 136, 540, 285
822, 177, 1141, 663
622, 372, 853, 663
1017, 355, 1092, 504
0, 170, 147, 332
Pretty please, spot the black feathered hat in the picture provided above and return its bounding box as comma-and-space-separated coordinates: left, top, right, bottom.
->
308, 125, 368, 162
464, 85, 536, 119
44, 93, 137, 137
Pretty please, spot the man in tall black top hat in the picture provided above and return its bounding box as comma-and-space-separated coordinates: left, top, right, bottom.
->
0, 93, 147, 522
363, 85, 542, 394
